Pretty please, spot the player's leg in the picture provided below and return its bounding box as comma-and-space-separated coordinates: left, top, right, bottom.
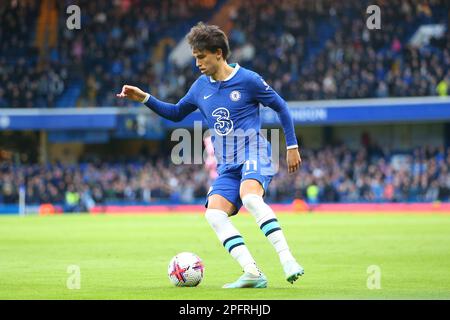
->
205, 176, 267, 288
206, 194, 258, 273
240, 178, 304, 284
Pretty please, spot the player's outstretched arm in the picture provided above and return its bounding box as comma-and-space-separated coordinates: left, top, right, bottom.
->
117, 85, 197, 122
116, 85, 147, 102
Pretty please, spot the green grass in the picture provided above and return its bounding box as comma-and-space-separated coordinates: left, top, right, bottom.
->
0, 212, 450, 299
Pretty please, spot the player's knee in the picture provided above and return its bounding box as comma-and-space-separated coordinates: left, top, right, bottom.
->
205, 208, 228, 230
242, 193, 275, 222
242, 193, 264, 212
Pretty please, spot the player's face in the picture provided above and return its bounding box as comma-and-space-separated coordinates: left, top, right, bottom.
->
192, 49, 220, 76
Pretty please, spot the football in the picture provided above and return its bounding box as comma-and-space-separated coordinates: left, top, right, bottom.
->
168, 252, 205, 287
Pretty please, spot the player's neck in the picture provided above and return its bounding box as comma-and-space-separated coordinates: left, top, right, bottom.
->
211, 62, 234, 82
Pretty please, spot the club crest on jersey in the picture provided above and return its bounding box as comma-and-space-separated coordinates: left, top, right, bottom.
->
229, 90, 241, 102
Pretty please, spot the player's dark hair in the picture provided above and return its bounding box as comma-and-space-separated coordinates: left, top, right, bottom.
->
186, 22, 230, 59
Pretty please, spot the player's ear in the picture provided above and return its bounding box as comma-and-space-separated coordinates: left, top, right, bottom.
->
215, 48, 223, 61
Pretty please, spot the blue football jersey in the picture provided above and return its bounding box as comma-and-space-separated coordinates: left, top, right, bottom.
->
144, 63, 298, 175
181, 64, 295, 174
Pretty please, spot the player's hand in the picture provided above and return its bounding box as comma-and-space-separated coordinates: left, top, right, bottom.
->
287, 147, 302, 173
116, 85, 148, 102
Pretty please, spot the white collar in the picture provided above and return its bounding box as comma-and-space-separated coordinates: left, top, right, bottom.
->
209, 63, 240, 83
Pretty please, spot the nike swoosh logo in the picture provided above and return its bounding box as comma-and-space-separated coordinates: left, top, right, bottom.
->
244, 171, 256, 175
204, 94, 213, 100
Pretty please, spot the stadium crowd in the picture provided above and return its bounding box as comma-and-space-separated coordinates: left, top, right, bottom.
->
1, 145, 450, 210
0, 0, 40, 108
220, 0, 450, 101
0, 0, 449, 108
0, 0, 215, 108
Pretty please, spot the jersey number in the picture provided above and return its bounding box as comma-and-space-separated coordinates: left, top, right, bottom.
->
212, 107, 233, 136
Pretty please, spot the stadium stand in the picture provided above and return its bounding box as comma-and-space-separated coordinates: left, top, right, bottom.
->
1, 145, 449, 208
0, 0, 448, 108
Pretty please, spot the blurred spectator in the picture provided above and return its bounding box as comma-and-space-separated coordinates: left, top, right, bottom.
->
65, 185, 81, 212
306, 183, 319, 204
436, 74, 449, 97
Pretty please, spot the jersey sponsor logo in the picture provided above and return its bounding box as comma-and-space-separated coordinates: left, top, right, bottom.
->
229, 90, 241, 102
212, 107, 233, 136
204, 93, 213, 100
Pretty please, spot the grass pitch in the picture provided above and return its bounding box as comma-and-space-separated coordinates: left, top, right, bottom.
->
0, 212, 449, 300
